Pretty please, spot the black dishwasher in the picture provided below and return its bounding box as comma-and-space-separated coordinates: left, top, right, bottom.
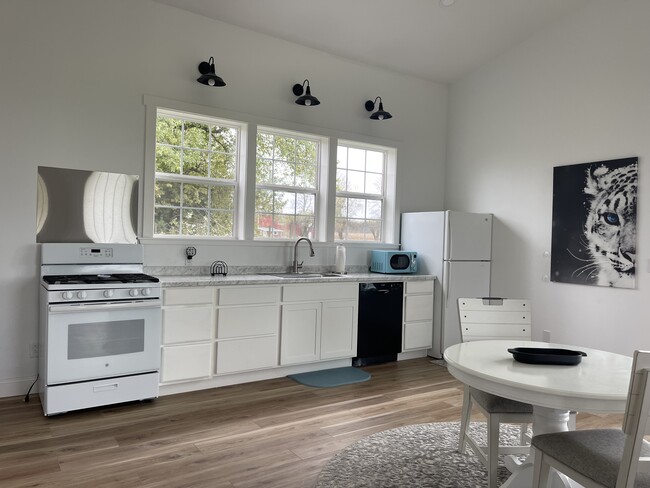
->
353, 282, 404, 367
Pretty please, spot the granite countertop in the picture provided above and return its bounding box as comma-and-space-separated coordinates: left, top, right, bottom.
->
157, 273, 435, 287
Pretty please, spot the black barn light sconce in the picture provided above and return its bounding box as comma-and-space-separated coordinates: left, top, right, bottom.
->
197, 57, 226, 87
292, 79, 320, 106
365, 96, 393, 120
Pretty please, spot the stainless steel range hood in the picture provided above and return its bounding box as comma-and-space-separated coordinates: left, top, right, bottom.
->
37, 166, 139, 244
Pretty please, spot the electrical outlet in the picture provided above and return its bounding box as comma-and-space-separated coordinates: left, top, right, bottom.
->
543, 330, 551, 343
185, 246, 197, 263
29, 342, 39, 358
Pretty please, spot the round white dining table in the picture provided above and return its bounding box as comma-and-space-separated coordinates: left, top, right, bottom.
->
444, 340, 633, 488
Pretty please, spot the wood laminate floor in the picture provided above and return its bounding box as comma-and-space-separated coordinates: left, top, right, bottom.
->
0, 359, 622, 487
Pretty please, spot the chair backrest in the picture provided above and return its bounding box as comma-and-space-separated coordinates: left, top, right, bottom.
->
616, 350, 650, 488
457, 297, 531, 342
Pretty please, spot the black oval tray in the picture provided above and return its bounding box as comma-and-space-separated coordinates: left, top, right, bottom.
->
507, 347, 587, 366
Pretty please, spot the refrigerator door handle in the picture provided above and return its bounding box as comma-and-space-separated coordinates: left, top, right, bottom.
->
445, 214, 452, 260
444, 261, 451, 309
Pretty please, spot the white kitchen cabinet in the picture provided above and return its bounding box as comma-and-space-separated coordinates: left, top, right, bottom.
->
321, 299, 357, 360
163, 287, 214, 306
161, 286, 215, 383
403, 280, 434, 351
280, 283, 358, 365
217, 305, 279, 339
219, 285, 280, 305
217, 336, 278, 374
163, 306, 212, 344
280, 302, 321, 365
161, 343, 212, 382
215, 302, 280, 374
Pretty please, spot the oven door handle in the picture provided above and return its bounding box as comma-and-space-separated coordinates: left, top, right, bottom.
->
49, 300, 161, 313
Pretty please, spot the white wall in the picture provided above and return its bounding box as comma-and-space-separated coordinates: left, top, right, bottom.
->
446, 0, 650, 356
0, 0, 447, 396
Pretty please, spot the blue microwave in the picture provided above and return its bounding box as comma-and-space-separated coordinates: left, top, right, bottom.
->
370, 250, 418, 274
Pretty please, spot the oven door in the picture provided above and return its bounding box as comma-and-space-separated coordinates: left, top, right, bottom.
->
46, 299, 162, 384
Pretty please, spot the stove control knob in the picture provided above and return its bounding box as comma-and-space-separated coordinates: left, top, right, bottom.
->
141, 288, 151, 296
129, 289, 139, 297
62, 291, 74, 300
103, 290, 114, 298
77, 291, 87, 299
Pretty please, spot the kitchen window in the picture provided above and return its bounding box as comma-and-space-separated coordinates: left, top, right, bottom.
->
153, 109, 241, 237
144, 97, 399, 244
335, 142, 390, 242
254, 127, 323, 239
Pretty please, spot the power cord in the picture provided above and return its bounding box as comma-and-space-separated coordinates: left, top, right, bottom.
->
24, 374, 39, 402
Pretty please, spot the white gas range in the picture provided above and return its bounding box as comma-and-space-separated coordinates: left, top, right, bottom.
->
39, 243, 162, 416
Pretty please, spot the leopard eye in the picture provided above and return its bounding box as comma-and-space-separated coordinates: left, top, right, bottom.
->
603, 212, 620, 225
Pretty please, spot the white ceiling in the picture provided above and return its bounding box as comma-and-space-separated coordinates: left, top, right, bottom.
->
153, 0, 588, 84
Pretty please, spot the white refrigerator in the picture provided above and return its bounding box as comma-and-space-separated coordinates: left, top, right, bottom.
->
401, 211, 493, 358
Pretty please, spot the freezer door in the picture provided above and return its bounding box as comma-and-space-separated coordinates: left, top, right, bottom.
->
444, 211, 493, 261
440, 261, 491, 354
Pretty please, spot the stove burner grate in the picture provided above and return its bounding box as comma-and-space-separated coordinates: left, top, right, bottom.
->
43, 273, 159, 285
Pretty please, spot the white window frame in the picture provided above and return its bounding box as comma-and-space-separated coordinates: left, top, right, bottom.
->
254, 126, 328, 241
142, 96, 248, 240
334, 139, 397, 243
142, 96, 398, 245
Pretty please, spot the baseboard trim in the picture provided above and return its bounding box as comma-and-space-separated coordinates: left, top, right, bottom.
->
159, 358, 352, 396
0, 376, 38, 399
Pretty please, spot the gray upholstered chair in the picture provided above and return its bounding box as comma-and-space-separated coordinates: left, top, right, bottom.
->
457, 297, 534, 488
532, 350, 650, 488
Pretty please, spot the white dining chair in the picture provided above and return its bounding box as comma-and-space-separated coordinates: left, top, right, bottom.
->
457, 297, 534, 488
532, 350, 650, 488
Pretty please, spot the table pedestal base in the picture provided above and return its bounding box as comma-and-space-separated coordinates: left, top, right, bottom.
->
500, 406, 579, 488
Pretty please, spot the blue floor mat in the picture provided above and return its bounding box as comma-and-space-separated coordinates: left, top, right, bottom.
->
288, 367, 371, 388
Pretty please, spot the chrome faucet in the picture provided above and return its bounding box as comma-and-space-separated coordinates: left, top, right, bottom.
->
292, 237, 315, 273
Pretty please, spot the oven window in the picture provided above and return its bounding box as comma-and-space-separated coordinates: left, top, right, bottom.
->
68, 320, 145, 359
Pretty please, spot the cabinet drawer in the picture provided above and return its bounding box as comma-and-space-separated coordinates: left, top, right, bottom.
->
405, 294, 433, 322
216, 336, 279, 374
45, 372, 159, 415
283, 282, 357, 302
406, 280, 434, 294
163, 306, 213, 344
161, 343, 212, 382
219, 286, 280, 305
404, 321, 433, 350
163, 287, 214, 306
217, 305, 279, 339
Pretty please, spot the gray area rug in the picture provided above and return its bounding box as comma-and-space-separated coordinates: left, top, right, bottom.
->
314, 421, 526, 487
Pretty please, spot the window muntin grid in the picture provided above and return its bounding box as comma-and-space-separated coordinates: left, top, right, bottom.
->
154, 111, 239, 237
335, 144, 386, 242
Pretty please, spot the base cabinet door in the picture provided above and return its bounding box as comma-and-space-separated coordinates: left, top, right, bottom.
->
280, 303, 321, 365
216, 336, 279, 374
403, 280, 434, 351
321, 299, 357, 360
161, 343, 212, 382
404, 322, 433, 350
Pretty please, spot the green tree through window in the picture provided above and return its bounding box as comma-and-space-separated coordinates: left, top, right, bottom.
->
255, 129, 319, 239
154, 111, 239, 237
335, 144, 385, 241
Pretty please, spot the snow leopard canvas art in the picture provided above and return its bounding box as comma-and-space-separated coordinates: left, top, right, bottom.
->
551, 157, 638, 288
